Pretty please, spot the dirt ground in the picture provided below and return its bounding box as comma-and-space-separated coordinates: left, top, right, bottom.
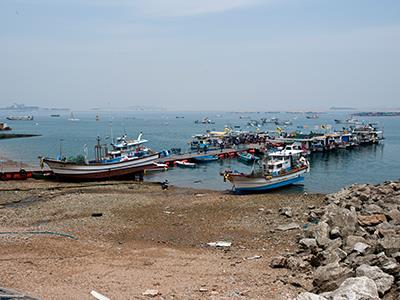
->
0, 179, 324, 299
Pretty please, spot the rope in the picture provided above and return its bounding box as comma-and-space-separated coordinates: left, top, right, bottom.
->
0, 231, 77, 240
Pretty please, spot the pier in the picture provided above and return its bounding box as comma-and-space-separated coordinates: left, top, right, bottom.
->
159, 147, 253, 164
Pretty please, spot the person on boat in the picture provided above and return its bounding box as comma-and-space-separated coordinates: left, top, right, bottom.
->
204, 145, 208, 154
299, 156, 308, 168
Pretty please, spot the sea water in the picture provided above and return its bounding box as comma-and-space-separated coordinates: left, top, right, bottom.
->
1, 110, 399, 193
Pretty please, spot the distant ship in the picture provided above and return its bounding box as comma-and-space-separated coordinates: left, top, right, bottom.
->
6, 115, 34, 121
0, 103, 39, 111
51, 114, 60, 117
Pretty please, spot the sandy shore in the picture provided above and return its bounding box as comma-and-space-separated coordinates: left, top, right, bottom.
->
0, 180, 324, 299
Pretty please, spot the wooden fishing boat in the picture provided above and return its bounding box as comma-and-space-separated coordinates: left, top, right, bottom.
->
222, 149, 309, 193
42, 153, 159, 180
192, 155, 219, 162
41, 136, 159, 181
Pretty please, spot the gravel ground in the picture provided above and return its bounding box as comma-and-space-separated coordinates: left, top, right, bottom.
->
0, 179, 324, 299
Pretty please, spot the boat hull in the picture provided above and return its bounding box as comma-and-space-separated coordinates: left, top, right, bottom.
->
43, 153, 159, 181
192, 155, 219, 162
226, 168, 308, 193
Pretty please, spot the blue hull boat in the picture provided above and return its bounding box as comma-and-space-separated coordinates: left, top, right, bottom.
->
192, 155, 219, 162
237, 152, 259, 164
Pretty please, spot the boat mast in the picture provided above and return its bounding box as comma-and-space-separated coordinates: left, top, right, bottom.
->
95, 136, 102, 162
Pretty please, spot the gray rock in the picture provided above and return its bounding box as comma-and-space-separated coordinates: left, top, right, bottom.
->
308, 211, 320, 223
300, 238, 318, 249
279, 207, 293, 218
363, 204, 383, 214
294, 292, 327, 300
377, 236, 400, 255
387, 209, 400, 225
380, 260, 400, 275
356, 264, 394, 296
330, 227, 341, 239
391, 252, 400, 262
323, 205, 358, 237
269, 256, 287, 268
286, 256, 309, 270
312, 221, 331, 248
373, 252, 400, 275
313, 261, 354, 292
345, 235, 368, 252
277, 222, 300, 231
346, 253, 377, 269
321, 238, 344, 264
320, 276, 379, 300
353, 242, 370, 254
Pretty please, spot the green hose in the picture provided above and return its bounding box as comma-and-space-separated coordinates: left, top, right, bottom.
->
0, 231, 77, 240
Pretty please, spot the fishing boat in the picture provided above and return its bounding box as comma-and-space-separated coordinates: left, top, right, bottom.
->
194, 117, 215, 124
222, 149, 310, 193
175, 160, 196, 168
42, 154, 159, 180
112, 133, 148, 151
275, 120, 292, 126
237, 152, 259, 164
306, 114, 319, 119
6, 115, 33, 121
68, 112, 80, 121
50, 114, 60, 117
192, 155, 219, 162
41, 137, 159, 180
0, 123, 11, 131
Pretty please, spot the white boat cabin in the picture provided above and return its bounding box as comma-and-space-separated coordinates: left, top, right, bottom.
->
264, 149, 305, 176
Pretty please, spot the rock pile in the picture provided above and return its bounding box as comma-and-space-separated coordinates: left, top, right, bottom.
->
271, 181, 400, 299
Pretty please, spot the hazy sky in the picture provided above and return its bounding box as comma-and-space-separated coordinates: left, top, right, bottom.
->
1, 0, 400, 111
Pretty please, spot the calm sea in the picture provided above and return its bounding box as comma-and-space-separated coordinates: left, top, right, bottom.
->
1, 110, 399, 193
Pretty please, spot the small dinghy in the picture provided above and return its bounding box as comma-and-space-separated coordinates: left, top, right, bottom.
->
175, 160, 196, 168
237, 152, 259, 164
144, 162, 168, 174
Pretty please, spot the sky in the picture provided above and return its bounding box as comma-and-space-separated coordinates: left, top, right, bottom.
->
1, 0, 400, 111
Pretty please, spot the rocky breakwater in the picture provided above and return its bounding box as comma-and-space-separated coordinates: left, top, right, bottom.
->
270, 181, 400, 299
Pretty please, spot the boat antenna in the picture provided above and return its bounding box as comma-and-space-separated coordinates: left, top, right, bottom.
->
110, 120, 114, 144
59, 139, 64, 160
95, 136, 101, 162
83, 144, 88, 164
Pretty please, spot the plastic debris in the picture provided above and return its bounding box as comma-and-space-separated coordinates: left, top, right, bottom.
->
91, 290, 110, 300
207, 241, 232, 248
